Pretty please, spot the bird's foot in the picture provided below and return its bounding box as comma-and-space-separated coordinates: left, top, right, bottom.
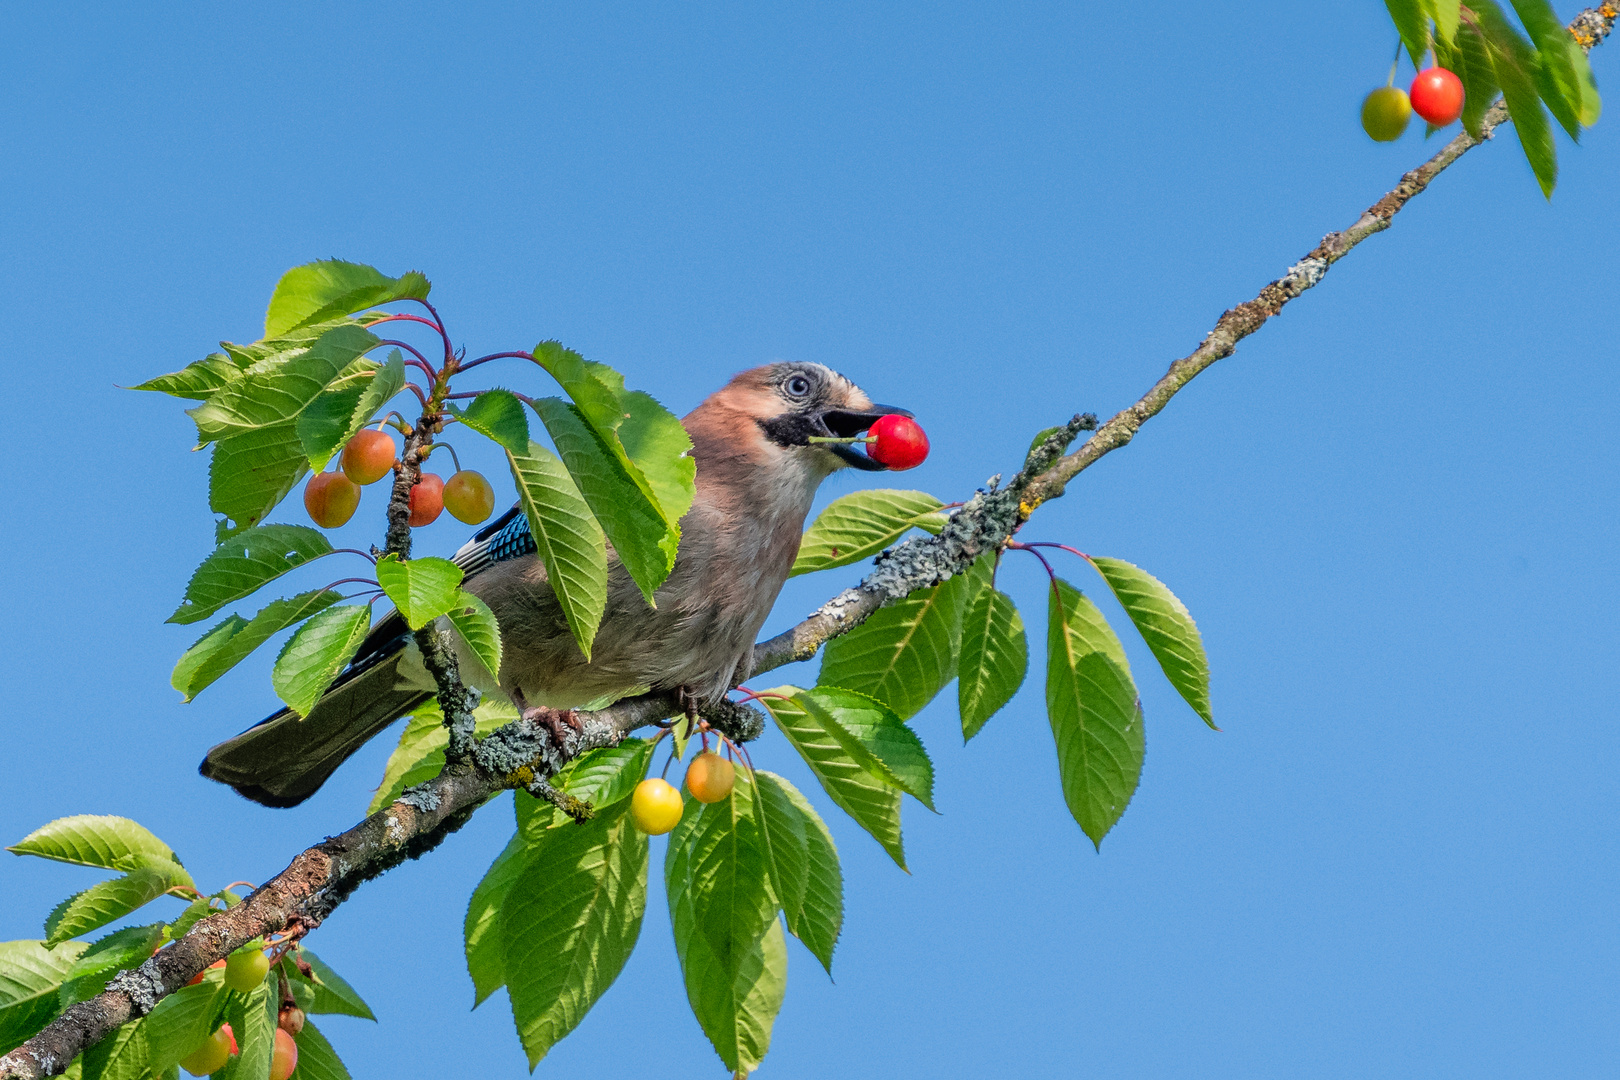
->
523, 705, 582, 746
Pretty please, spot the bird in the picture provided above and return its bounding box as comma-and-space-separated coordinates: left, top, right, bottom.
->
200, 361, 910, 807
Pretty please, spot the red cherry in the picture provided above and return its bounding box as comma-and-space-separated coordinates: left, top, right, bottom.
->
270, 1028, 298, 1080
1409, 67, 1464, 126
186, 960, 227, 987
340, 429, 397, 485
303, 471, 360, 529
866, 415, 929, 470
223, 1024, 238, 1056
409, 473, 445, 526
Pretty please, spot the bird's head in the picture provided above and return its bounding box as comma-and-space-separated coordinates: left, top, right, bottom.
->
692, 361, 911, 477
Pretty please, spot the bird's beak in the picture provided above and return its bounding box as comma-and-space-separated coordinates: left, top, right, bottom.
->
816, 404, 912, 471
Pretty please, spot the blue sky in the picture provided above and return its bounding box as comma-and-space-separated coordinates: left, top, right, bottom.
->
2, 3, 1616, 1078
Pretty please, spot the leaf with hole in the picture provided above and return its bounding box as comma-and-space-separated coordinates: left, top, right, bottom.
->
790, 489, 946, 576
169, 525, 334, 625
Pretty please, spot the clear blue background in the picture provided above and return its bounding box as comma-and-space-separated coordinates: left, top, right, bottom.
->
2, 3, 1616, 1077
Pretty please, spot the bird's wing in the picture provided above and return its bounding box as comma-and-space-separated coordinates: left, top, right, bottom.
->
450, 503, 536, 579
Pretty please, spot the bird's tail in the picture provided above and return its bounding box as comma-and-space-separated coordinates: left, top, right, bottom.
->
199, 617, 429, 808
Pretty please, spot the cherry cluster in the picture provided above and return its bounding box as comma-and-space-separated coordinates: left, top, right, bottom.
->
1363, 64, 1466, 142
176, 949, 302, 1079
304, 428, 495, 530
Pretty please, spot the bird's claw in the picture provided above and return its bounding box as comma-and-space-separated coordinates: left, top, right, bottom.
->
523, 705, 582, 746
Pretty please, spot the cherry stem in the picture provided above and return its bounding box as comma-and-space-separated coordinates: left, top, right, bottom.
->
328, 548, 379, 564
1019, 541, 1091, 562
805, 435, 876, 445
321, 577, 381, 592
374, 340, 438, 380
660, 742, 678, 779
1007, 540, 1059, 583
399, 297, 454, 363
442, 391, 482, 400
426, 443, 463, 472
459, 350, 535, 373
379, 411, 411, 434
405, 383, 429, 407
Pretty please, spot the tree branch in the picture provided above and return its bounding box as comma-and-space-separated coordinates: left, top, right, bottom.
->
5, 10, 1613, 1076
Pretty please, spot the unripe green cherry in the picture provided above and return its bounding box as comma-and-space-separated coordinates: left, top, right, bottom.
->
223, 948, 269, 992
443, 470, 495, 524
179, 1026, 234, 1076
1362, 85, 1411, 142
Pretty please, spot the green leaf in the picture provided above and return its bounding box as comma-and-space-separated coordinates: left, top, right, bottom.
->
530, 397, 675, 605
144, 981, 227, 1074
227, 981, 276, 1080
958, 574, 1028, 741
1475, 0, 1558, 196
529, 346, 697, 541
290, 1021, 351, 1080
1512, 0, 1584, 138
188, 324, 379, 444
290, 948, 374, 1021
617, 389, 698, 529
505, 440, 608, 659
132, 352, 251, 400
1422, 0, 1460, 45
502, 800, 648, 1069
789, 490, 947, 576
534, 739, 657, 830
80, 1016, 149, 1080
44, 860, 190, 946
664, 773, 786, 1075
531, 341, 627, 440
817, 564, 977, 719
171, 590, 342, 701
57, 925, 166, 1010
9, 816, 181, 872
449, 389, 530, 456
759, 688, 906, 869
754, 771, 842, 974
296, 354, 405, 472
464, 829, 527, 1006
1086, 556, 1214, 728
1566, 36, 1602, 125
0, 939, 89, 1055
374, 555, 464, 631
443, 589, 501, 681
168, 524, 333, 625
166, 898, 217, 940
1453, 19, 1502, 138
369, 699, 518, 813
1385, 0, 1432, 68
208, 420, 311, 537
271, 604, 370, 717
1047, 580, 1145, 849
800, 687, 935, 810
264, 261, 430, 339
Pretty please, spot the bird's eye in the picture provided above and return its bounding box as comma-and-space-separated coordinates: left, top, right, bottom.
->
784, 374, 812, 398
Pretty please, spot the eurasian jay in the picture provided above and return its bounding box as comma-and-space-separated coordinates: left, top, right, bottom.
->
200, 362, 910, 806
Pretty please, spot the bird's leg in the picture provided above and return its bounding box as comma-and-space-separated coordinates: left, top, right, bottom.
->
510, 687, 583, 747
675, 685, 703, 743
